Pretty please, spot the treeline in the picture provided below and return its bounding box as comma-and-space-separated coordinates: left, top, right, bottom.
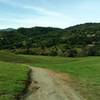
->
0, 23, 100, 57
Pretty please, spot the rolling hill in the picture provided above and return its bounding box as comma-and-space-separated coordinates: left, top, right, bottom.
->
0, 23, 100, 56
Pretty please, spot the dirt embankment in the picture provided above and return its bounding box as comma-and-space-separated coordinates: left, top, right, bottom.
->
21, 67, 85, 100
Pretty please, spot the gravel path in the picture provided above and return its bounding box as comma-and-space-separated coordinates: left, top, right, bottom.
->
21, 67, 85, 100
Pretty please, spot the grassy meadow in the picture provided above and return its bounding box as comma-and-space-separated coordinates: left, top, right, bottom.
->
21, 55, 100, 100
0, 51, 29, 100
0, 51, 100, 100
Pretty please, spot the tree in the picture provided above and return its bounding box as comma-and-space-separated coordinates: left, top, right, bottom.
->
67, 49, 78, 57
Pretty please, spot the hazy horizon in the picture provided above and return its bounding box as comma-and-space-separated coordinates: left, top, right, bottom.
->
0, 0, 100, 29
0, 22, 100, 30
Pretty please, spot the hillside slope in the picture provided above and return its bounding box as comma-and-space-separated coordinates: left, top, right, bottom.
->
0, 23, 100, 56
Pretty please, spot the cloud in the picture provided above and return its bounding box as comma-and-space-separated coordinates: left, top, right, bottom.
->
0, 0, 67, 18
22, 5, 67, 17
0, 13, 77, 29
0, 0, 83, 29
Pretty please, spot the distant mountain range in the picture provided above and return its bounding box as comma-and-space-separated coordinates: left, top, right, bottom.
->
0, 28, 15, 32
0, 23, 100, 57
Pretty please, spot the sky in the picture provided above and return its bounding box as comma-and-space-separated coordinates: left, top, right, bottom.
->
0, 0, 100, 29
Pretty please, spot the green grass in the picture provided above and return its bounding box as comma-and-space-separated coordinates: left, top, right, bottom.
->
20, 55, 100, 100
0, 51, 100, 100
0, 61, 29, 100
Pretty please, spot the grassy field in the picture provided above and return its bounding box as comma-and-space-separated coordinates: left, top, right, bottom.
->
0, 51, 100, 100
21, 55, 100, 100
0, 52, 29, 100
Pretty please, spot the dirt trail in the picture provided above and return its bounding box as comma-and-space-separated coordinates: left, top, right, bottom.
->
21, 67, 85, 100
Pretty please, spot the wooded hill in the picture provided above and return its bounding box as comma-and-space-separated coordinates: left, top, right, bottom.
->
0, 23, 100, 57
